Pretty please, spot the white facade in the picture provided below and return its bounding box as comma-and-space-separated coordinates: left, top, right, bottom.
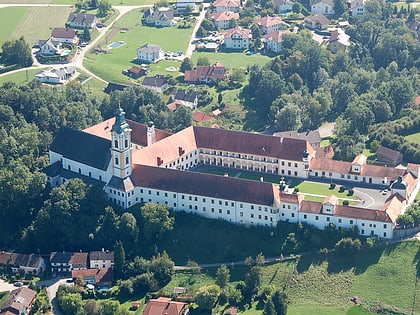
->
311, 0, 335, 15
224, 30, 251, 49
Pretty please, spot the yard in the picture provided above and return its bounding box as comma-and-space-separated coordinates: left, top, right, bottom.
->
0, 7, 28, 45
192, 51, 270, 69
405, 132, 420, 145
0, 68, 46, 85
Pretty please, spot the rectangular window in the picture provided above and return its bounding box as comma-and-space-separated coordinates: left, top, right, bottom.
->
251, 205, 254, 210
338, 219, 342, 223
350, 220, 353, 224
227, 210, 231, 215
258, 215, 262, 219
315, 216, 319, 220
291, 213, 295, 217
326, 217, 330, 222
219, 209, 222, 213
189, 196, 192, 200
219, 200, 222, 205
383, 224, 387, 228
251, 214, 254, 218
303, 214, 307, 219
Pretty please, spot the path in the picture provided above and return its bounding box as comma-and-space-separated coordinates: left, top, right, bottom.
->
185, 4, 209, 58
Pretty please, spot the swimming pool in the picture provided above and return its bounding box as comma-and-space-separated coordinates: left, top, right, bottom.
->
61, 49, 71, 56
108, 41, 125, 49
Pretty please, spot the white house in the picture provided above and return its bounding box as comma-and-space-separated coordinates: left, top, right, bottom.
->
273, 0, 294, 13
44, 108, 420, 239
51, 28, 79, 45
35, 67, 76, 84
212, 11, 240, 29
304, 13, 330, 30
50, 252, 88, 274
310, 0, 335, 15
224, 26, 252, 50
39, 38, 63, 56
263, 30, 289, 53
0, 252, 45, 275
214, 0, 241, 12
137, 43, 162, 63
176, 0, 198, 13
89, 249, 114, 269
66, 12, 97, 29
254, 16, 287, 34
172, 90, 199, 110
350, 0, 366, 17
143, 7, 175, 27
327, 28, 351, 53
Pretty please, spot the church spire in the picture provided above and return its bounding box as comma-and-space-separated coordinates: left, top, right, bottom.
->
111, 107, 132, 178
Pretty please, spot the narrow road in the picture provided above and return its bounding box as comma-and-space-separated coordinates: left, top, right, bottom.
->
185, 4, 209, 58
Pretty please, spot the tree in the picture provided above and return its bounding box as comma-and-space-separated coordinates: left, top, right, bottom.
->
180, 57, 193, 72
195, 284, 221, 310
1, 37, 32, 67
334, 237, 362, 256
216, 264, 230, 288
229, 68, 246, 84
100, 300, 120, 315
171, 105, 192, 132
272, 290, 288, 315
396, 213, 414, 228
263, 298, 276, 315
98, 0, 111, 17
244, 266, 261, 296
292, 2, 301, 13
275, 104, 302, 131
197, 56, 210, 66
59, 293, 84, 315
83, 26, 91, 42
149, 251, 174, 286
334, 0, 347, 16
140, 203, 174, 240
118, 212, 139, 247
114, 241, 126, 278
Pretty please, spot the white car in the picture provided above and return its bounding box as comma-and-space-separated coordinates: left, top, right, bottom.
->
382, 189, 389, 195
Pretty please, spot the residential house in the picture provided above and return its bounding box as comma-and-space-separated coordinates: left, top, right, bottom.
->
376, 146, 404, 166
263, 30, 289, 53
310, 0, 335, 15
274, 130, 321, 148
167, 100, 183, 112
193, 112, 214, 123
212, 11, 240, 29
176, 0, 198, 13
142, 297, 189, 315
45, 107, 420, 239
0, 252, 45, 275
123, 65, 148, 79
39, 38, 63, 56
143, 7, 175, 27
172, 90, 199, 110
349, 0, 366, 17
327, 29, 351, 53
273, 0, 294, 13
89, 249, 114, 269
50, 251, 88, 274
72, 268, 114, 287
137, 43, 162, 63
104, 82, 130, 94
304, 14, 329, 30
35, 67, 76, 84
224, 26, 252, 50
142, 75, 169, 93
214, 0, 241, 12
72, 252, 88, 270
254, 16, 286, 35
66, 12, 97, 29
184, 61, 226, 83
0, 287, 36, 315
406, 20, 420, 42
51, 28, 79, 45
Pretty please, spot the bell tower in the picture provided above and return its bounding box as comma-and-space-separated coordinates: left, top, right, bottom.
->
111, 107, 132, 178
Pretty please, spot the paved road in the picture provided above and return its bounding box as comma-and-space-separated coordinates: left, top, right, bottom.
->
185, 4, 209, 58
37, 278, 72, 315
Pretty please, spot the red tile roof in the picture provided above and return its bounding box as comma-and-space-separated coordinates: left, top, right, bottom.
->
224, 26, 252, 39
142, 297, 188, 315
263, 30, 289, 43
72, 268, 114, 284
212, 11, 239, 22
193, 112, 214, 123
184, 62, 226, 83
52, 28, 76, 39
254, 16, 285, 28
214, 0, 240, 7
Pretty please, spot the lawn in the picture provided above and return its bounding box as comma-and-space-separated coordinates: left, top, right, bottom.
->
295, 181, 359, 201
192, 51, 270, 69
0, 67, 47, 85
405, 132, 420, 145
0, 7, 28, 45
83, 9, 193, 83
0, 291, 9, 308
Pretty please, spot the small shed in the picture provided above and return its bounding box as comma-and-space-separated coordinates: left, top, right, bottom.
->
376, 146, 403, 166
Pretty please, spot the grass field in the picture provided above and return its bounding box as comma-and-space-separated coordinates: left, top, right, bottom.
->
0, 67, 46, 85
295, 181, 358, 201
192, 51, 270, 69
406, 132, 420, 145
0, 7, 29, 44
0, 291, 9, 309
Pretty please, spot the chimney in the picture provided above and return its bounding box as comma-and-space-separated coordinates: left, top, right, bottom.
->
178, 146, 184, 156
147, 121, 156, 146
102, 248, 105, 252
157, 157, 163, 166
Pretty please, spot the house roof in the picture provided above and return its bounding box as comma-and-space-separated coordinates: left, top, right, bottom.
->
167, 100, 183, 112
107, 176, 135, 191
382, 194, 405, 223
52, 28, 76, 39
350, 0, 365, 9
142, 297, 189, 315
214, 0, 240, 7
314, 145, 334, 159
67, 12, 96, 25
254, 16, 285, 28
352, 154, 367, 166
300, 200, 393, 222
128, 66, 147, 76
13, 254, 43, 269
132, 164, 276, 206
274, 130, 321, 144
103, 82, 131, 94
224, 26, 252, 39
90, 250, 114, 261
193, 112, 214, 123
173, 90, 198, 103
311, 0, 333, 6
184, 62, 226, 82
137, 43, 161, 53
50, 126, 111, 171
50, 251, 73, 264
376, 146, 403, 163
328, 29, 350, 46
305, 14, 329, 25
71, 252, 88, 267
72, 267, 114, 284
0, 252, 17, 266
83, 118, 172, 147
263, 30, 289, 43
142, 75, 168, 88
211, 11, 240, 22
0, 287, 36, 314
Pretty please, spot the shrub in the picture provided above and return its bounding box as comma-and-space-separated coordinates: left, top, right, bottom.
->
339, 186, 345, 193
347, 189, 354, 196
293, 188, 299, 194
343, 200, 350, 206
329, 183, 336, 189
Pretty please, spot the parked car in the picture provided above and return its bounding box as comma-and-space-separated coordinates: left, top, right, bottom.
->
382, 189, 389, 195
14, 281, 23, 287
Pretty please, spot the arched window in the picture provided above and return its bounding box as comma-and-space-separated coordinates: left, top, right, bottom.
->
114, 140, 118, 149
78, 168, 81, 174
115, 157, 119, 165
68, 165, 71, 170
125, 139, 128, 148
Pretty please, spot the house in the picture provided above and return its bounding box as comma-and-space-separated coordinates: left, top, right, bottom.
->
0, 287, 36, 315
50, 251, 88, 274
89, 249, 114, 269
273, 0, 294, 13
72, 268, 114, 287
376, 146, 404, 166
142, 297, 189, 315
104, 82, 131, 94
45, 107, 420, 239
274, 130, 321, 148
39, 38, 63, 56
214, 0, 241, 12
224, 26, 252, 50
167, 100, 183, 112
35, 67, 76, 84
0, 252, 45, 275
172, 90, 199, 110
137, 44, 163, 63
176, 0, 198, 13
211, 11, 240, 29
349, 0, 366, 17
193, 112, 214, 123
406, 20, 420, 42
184, 61, 226, 83
66, 12, 97, 29
51, 28, 79, 45
327, 29, 351, 53
142, 75, 169, 93
144, 7, 175, 27
304, 14, 330, 30
123, 66, 148, 79
263, 30, 289, 53
254, 16, 286, 35
310, 0, 335, 15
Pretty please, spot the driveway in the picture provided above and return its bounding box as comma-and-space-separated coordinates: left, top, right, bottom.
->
37, 278, 72, 315
0, 279, 17, 292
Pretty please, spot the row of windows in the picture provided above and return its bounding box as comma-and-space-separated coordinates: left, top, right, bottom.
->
66, 164, 102, 181
115, 157, 129, 165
